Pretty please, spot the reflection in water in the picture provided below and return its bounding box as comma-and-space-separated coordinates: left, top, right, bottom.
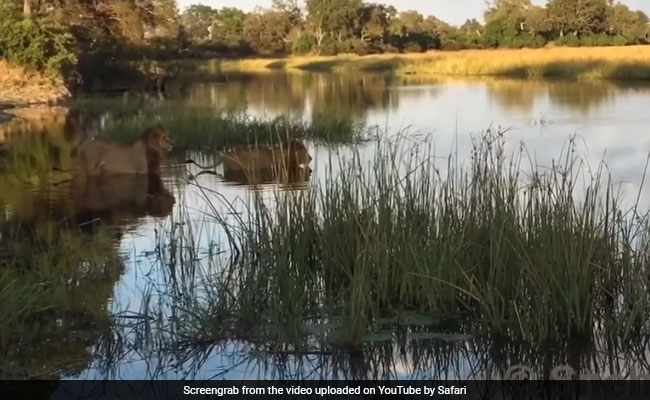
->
181, 70, 650, 126
185, 71, 399, 123
485, 78, 625, 114
64, 174, 175, 228
3, 73, 650, 380
0, 200, 123, 379
0, 109, 175, 380
222, 167, 311, 188
81, 199, 650, 380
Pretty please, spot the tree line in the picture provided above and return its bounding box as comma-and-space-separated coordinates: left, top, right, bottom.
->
1, 1, 649, 91
182, 0, 650, 55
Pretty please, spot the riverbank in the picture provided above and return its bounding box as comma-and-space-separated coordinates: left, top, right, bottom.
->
221, 46, 650, 80
0, 61, 69, 106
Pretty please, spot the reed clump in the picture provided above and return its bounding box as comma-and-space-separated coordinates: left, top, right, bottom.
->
197, 130, 650, 346
71, 98, 367, 149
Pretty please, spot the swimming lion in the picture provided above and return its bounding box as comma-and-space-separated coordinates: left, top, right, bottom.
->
76, 124, 174, 176
222, 139, 311, 171
220, 139, 312, 185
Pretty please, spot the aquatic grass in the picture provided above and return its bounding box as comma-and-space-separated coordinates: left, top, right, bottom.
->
0, 213, 124, 378
70, 98, 368, 149
182, 129, 650, 347
94, 136, 650, 377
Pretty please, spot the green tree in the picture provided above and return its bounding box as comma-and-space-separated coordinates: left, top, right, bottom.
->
148, 0, 181, 39
244, 8, 295, 55
607, 3, 649, 42
213, 7, 246, 44
357, 4, 396, 46
272, 0, 302, 23
483, 0, 548, 47
524, 5, 552, 37
388, 11, 442, 51
0, 3, 77, 73
106, 1, 146, 45
460, 18, 483, 35
548, 0, 609, 36
306, 0, 362, 49
182, 5, 219, 41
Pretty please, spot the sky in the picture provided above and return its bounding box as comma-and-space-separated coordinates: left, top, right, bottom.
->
176, 0, 650, 26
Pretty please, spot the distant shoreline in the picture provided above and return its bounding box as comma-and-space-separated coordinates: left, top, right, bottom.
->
220, 46, 650, 80
3, 45, 649, 110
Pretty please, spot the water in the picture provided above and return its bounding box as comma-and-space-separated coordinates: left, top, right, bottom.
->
2, 71, 650, 380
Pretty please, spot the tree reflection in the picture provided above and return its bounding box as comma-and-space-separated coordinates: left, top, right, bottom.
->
183, 71, 400, 124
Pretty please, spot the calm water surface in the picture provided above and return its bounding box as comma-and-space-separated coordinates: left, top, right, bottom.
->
2, 71, 650, 380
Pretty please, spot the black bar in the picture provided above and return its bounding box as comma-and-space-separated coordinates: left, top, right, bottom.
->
2, 380, 650, 400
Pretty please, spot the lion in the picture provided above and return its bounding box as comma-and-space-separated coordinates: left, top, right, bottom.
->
222, 164, 312, 186
219, 139, 312, 185
76, 124, 174, 177
222, 139, 311, 171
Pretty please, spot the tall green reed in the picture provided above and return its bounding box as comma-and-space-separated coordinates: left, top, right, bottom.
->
203, 129, 649, 346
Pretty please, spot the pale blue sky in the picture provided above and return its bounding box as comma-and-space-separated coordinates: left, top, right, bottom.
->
177, 0, 650, 26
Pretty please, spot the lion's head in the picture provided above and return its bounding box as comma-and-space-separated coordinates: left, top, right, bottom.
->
142, 124, 174, 155
285, 139, 312, 169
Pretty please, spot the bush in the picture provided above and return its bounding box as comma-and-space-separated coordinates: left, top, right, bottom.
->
292, 34, 315, 55
382, 43, 400, 53
336, 39, 369, 55
441, 40, 464, 51
610, 35, 628, 46
556, 34, 581, 47
0, 6, 77, 73
403, 42, 423, 53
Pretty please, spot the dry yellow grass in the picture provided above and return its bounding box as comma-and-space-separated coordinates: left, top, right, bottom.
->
222, 46, 650, 79
0, 61, 69, 105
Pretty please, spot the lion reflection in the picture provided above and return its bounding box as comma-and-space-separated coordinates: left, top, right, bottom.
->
71, 173, 175, 228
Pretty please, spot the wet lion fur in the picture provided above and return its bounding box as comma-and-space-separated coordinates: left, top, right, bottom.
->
221, 139, 312, 172
76, 124, 174, 177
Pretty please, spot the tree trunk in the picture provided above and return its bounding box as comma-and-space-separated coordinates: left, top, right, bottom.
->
23, 0, 32, 16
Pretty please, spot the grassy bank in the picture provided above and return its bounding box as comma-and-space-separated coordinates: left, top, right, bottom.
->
0, 61, 69, 105
222, 46, 650, 80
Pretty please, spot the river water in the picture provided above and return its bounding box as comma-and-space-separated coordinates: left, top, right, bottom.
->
2, 71, 650, 380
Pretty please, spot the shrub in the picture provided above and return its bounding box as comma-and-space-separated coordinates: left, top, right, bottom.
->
441, 40, 464, 51
557, 34, 581, 47
336, 39, 369, 55
0, 6, 77, 74
611, 35, 628, 46
292, 33, 315, 55
381, 43, 399, 53
403, 42, 423, 53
